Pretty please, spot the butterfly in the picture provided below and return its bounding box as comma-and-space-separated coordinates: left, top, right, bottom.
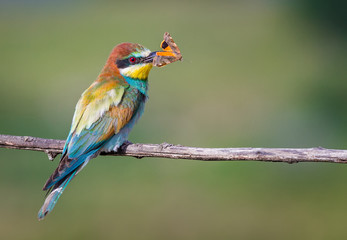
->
153, 32, 182, 67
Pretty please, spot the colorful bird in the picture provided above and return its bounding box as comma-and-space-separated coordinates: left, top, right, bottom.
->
38, 43, 161, 220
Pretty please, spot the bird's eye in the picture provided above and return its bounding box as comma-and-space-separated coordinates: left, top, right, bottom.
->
129, 57, 137, 63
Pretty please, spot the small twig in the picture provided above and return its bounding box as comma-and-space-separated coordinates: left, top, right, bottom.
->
1, 134, 347, 164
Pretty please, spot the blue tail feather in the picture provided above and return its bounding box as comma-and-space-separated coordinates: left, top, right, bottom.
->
38, 171, 76, 220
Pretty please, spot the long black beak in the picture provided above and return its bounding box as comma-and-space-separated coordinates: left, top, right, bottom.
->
143, 51, 157, 63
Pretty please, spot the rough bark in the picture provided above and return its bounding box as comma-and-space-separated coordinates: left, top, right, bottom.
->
1, 134, 347, 163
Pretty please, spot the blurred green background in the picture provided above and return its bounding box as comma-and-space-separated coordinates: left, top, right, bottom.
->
1, 0, 347, 239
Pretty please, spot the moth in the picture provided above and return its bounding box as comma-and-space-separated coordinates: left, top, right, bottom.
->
153, 32, 182, 67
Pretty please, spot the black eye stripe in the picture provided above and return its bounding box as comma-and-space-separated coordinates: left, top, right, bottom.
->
131, 57, 142, 64
116, 57, 144, 69
116, 58, 129, 69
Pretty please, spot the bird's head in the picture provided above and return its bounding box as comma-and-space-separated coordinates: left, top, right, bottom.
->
102, 43, 156, 81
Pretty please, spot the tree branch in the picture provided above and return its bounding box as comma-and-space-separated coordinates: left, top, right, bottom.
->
1, 134, 347, 164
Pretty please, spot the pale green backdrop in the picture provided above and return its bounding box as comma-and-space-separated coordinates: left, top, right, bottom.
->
1, 0, 347, 239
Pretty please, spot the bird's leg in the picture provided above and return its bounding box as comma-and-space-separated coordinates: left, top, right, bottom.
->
118, 140, 133, 153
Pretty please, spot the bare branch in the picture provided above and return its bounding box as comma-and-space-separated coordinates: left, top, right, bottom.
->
1, 134, 347, 164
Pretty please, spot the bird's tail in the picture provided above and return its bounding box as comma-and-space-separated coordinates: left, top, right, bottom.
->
38, 170, 77, 220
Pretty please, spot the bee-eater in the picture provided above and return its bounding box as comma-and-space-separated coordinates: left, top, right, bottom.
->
38, 43, 160, 220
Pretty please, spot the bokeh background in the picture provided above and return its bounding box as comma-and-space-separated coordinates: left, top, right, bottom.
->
1, 0, 347, 239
